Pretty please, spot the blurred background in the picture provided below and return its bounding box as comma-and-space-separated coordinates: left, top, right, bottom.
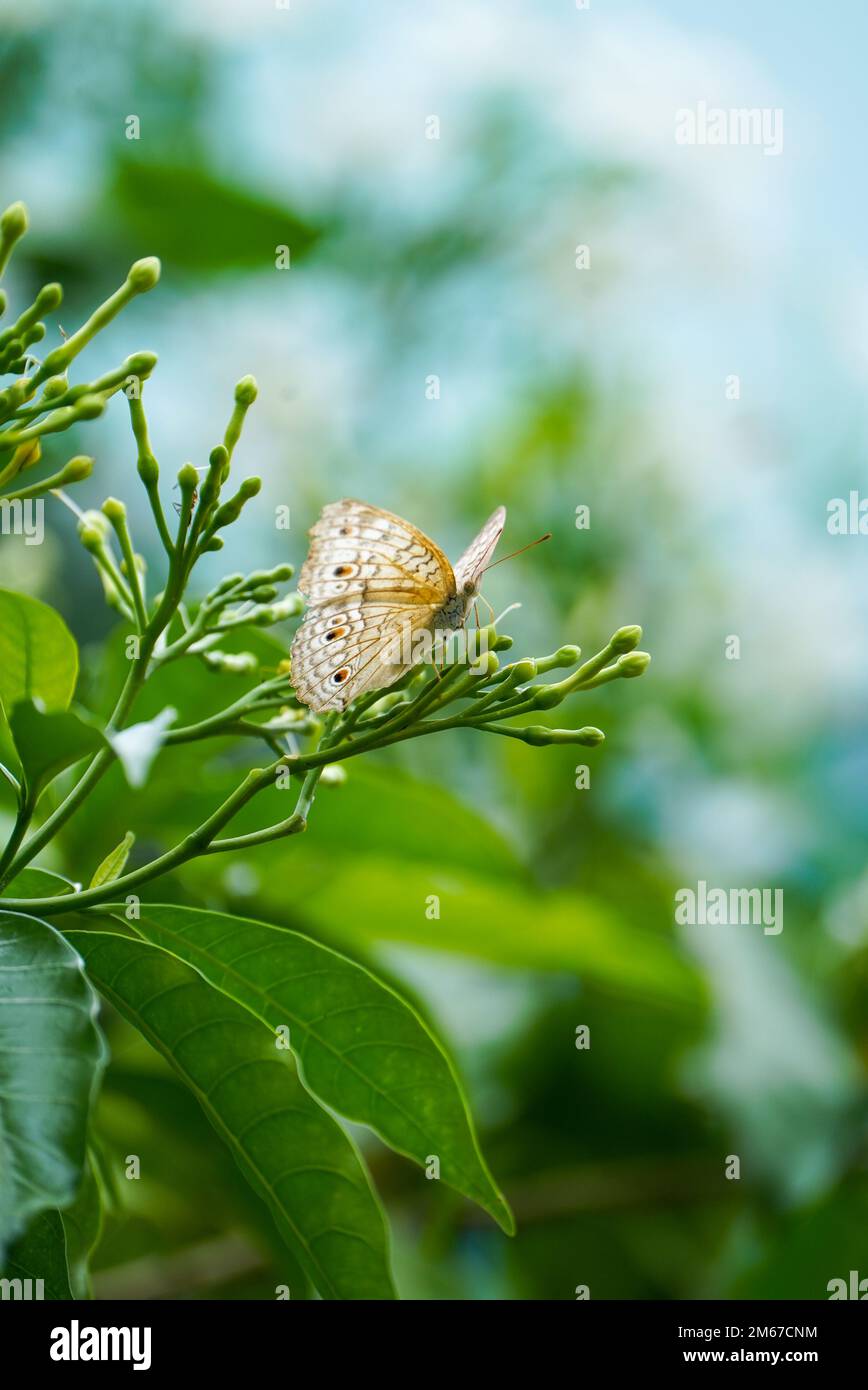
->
2, 0, 868, 1298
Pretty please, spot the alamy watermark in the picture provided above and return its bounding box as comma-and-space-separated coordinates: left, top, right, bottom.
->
675, 880, 783, 935
0, 497, 44, 545
675, 102, 783, 157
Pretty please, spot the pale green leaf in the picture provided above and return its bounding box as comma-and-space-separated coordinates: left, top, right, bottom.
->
0, 590, 78, 712
68, 928, 396, 1300
124, 902, 514, 1234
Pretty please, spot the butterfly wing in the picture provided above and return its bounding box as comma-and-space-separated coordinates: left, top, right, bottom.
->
297, 498, 454, 605
291, 499, 455, 712
290, 597, 440, 712
452, 505, 506, 592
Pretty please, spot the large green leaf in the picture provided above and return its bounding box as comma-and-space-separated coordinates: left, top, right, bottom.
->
68, 929, 395, 1300
0, 590, 78, 712
60, 1156, 102, 1299
4, 867, 79, 899
8, 702, 106, 805
108, 157, 322, 273
120, 902, 514, 1234
0, 911, 106, 1258
2, 1209, 72, 1299
225, 852, 699, 1006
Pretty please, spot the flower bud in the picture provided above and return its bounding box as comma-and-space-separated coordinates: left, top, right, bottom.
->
127, 256, 161, 293
102, 496, 126, 523
35, 283, 62, 313
269, 593, 305, 619
234, 375, 258, 405
202, 649, 258, 674
124, 350, 157, 377
137, 452, 159, 486
77, 509, 111, 551
61, 455, 93, 483
177, 462, 200, 490
74, 394, 105, 420
1, 201, 28, 243
617, 651, 650, 677
514, 724, 605, 747
610, 625, 642, 654
42, 374, 68, 399
532, 685, 566, 710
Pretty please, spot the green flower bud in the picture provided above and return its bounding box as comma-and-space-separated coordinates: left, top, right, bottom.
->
269, 593, 305, 619
127, 256, 161, 293
42, 374, 68, 399
532, 685, 566, 710
77, 508, 112, 551
610, 625, 642, 654
75, 394, 105, 420
137, 452, 159, 486
535, 645, 582, 675
102, 496, 127, 523
124, 350, 157, 377
202, 536, 224, 551
239, 476, 261, 499
1, 201, 28, 242
177, 462, 199, 490
617, 651, 651, 677
202, 649, 258, 674
248, 585, 279, 603
513, 724, 605, 747
511, 658, 537, 682
492, 633, 513, 652
60, 455, 93, 483
474, 650, 499, 679
234, 375, 258, 405
35, 283, 62, 313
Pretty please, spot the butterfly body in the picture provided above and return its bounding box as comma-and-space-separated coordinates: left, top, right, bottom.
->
290, 499, 506, 712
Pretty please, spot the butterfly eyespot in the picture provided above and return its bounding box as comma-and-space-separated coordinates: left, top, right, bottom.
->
333, 564, 352, 577
340, 526, 351, 536
325, 626, 347, 641
331, 667, 350, 684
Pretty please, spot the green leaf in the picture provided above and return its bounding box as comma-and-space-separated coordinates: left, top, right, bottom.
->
60, 1156, 102, 1298
2, 1209, 72, 1299
8, 701, 106, 805
68, 929, 396, 1300
0, 699, 22, 791
0, 590, 78, 712
123, 903, 514, 1235
0, 910, 106, 1259
233, 852, 700, 1007
89, 832, 135, 888
4, 867, 79, 899
109, 157, 322, 273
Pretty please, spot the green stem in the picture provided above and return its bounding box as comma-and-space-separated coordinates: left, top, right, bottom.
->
0, 799, 34, 883
0, 763, 277, 915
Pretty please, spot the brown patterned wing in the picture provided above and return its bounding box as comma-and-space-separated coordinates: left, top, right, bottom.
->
290, 598, 440, 712
291, 499, 456, 712
297, 499, 455, 606
452, 506, 506, 593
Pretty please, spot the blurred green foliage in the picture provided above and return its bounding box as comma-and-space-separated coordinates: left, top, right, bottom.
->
0, 0, 866, 1301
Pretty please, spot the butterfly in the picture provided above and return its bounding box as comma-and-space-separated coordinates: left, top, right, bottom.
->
290, 499, 506, 712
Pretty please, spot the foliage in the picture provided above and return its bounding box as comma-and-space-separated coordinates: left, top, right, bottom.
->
0, 205, 649, 1299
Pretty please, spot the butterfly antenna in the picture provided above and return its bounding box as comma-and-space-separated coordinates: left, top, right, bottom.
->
481, 532, 552, 573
